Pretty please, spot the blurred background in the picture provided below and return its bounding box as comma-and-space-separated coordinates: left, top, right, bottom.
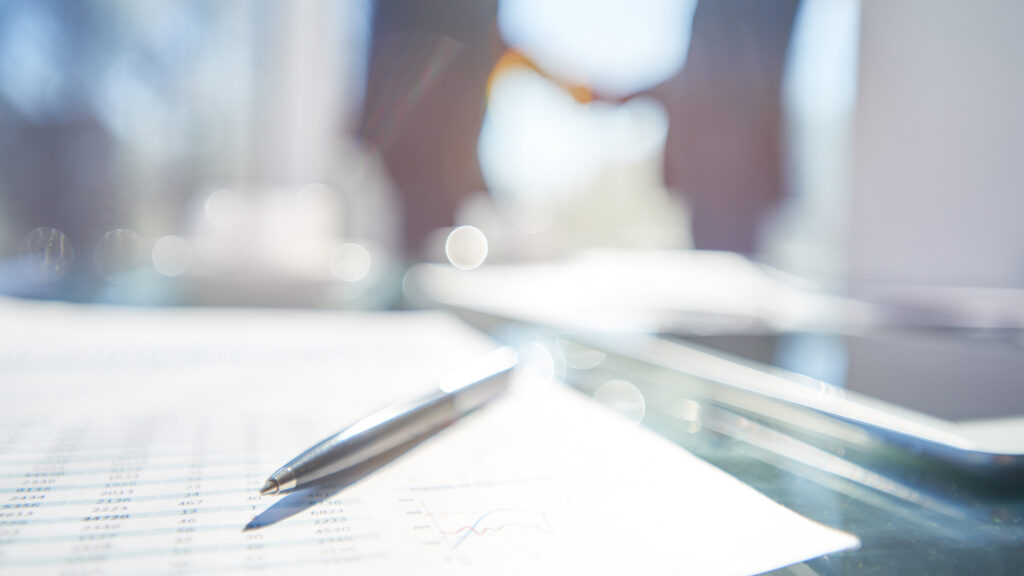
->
1, 0, 1022, 311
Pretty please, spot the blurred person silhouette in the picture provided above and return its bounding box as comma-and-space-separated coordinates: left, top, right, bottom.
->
357, 0, 503, 258
659, 0, 800, 254
357, 0, 799, 259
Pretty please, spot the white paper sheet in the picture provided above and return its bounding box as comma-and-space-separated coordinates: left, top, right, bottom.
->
0, 299, 857, 574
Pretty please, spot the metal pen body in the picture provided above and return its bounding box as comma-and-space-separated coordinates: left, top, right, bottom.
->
260, 347, 517, 495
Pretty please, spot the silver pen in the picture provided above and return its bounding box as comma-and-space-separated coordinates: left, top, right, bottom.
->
259, 346, 518, 496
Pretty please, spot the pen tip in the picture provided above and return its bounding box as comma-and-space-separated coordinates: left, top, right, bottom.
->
259, 479, 279, 496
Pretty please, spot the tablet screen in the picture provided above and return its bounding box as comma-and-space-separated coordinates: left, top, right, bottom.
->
678, 330, 1024, 422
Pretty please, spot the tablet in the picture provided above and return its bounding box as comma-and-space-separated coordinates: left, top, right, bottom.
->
681, 329, 1024, 423
566, 328, 1024, 475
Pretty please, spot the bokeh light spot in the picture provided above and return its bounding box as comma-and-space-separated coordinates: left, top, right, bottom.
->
20, 227, 73, 282
593, 379, 646, 423
670, 398, 703, 434
94, 229, 142, 282
559, 341, 607, 370
151, 235, 192, 277
203, 189, 243, 230
514, 342, 557, 389
444, 226, 489, 270
330, 242, 373, 282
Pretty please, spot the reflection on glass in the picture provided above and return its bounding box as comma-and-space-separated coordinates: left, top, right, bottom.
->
558, 340, 607, 371
668, 397, 702, 434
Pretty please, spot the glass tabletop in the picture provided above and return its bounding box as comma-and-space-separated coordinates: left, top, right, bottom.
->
557, 339, 1024, 575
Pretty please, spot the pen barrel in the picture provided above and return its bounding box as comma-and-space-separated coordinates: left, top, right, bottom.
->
283, 394, 455, 487
279, 347, 515, 490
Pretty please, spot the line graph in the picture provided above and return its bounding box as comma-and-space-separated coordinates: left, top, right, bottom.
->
442, 508, 558, 549
405, 479, 571, 552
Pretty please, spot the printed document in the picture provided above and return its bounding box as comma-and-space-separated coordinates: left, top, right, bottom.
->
0, 299, 857, 574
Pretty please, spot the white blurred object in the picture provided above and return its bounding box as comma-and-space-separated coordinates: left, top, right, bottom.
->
405, 249, 870, 334
498, 0, 696, 97
190, 185, 339, 280
165, 142, 400, 307
479, 69, 669, 197
474, 68, 689, 259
